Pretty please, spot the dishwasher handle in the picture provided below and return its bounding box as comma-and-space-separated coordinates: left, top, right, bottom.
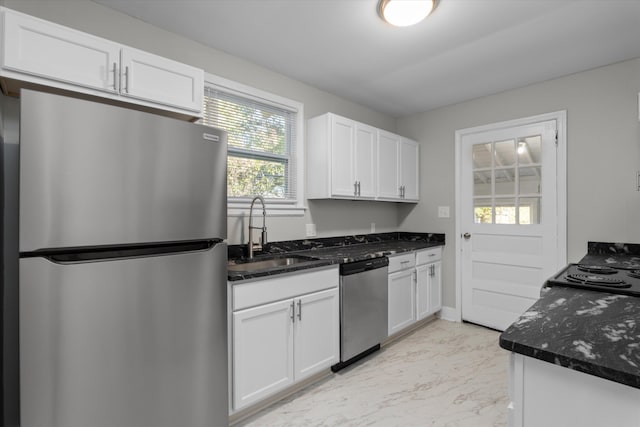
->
340, 257, 389, 276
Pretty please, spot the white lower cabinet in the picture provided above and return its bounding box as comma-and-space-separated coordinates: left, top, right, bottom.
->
230, 267, 339, 412
388, 268, 416, 335
388, 247, 443, 336
233, 299, 295, 410
416, 248, 442, 320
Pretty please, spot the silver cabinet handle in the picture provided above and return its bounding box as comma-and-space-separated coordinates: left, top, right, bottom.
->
297, 300, 302, 321
354, 181, 358, 196
430, 265, 435, 277
463, 233, 471, 240
357, 181, 361, 196
123, 65, 129, 93
112, 62, 118, 90
290, 301, 295, 322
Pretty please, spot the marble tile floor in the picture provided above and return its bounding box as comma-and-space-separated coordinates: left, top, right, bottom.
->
236, 320, 509, 427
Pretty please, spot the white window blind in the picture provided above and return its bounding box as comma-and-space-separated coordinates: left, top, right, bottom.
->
201, 86, 298, 202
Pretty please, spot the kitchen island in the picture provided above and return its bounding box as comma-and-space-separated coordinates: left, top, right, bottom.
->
499, 242, 640, 427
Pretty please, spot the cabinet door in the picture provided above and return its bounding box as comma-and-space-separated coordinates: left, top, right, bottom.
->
330, 115, 357, 197
377, 131, 401, 200
400, 138, 419, 201
354, 123, 376, 198
120, 47, 204, 112
428, 261, 442, 314
388, 269, 416, 335
294, 288, 339, 381
415, 264, 430, 320
233, 299, 294, 410
2, 9, 119, 92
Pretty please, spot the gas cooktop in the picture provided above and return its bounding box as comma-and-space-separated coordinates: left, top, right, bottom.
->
546, 264, 640, 296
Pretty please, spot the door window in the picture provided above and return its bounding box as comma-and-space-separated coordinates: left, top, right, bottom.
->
472, 135, 542, 225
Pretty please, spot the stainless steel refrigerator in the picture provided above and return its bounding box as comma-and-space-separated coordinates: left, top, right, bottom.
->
14, 90, 228, 427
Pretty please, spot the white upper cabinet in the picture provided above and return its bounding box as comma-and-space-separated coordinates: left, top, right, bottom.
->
400, 138, 420, 201
0, 7, 203, 118
307, 112, 418, 202
377, 131, 419, 202
329, 115, 357, 197
377, 130, 401, 200
354, 123, 377, 198
120, 47, 203, 113
308, 113, 377, 200
2, 8, 120, 93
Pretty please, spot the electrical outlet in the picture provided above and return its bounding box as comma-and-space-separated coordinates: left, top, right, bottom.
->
306, 223, 317, 237
438, 206, 450, 218
371, 222, 376, 233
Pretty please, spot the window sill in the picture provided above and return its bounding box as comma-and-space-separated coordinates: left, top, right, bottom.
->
227, 202, 306, 217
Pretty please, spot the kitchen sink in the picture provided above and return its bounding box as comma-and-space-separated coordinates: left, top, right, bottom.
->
227, 255, 317, 272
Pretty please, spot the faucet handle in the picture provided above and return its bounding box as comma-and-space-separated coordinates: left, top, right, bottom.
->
261, 229, 268, 246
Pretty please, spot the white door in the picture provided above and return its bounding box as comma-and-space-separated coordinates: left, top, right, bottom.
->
294, 288, 339, 381
232, 299, 294, 410
330, 115, 356, 197
400, 138, 419, 201
415, 264, 430, 320
428, 262, 442, 314
2, 9, 120, 92
459, 117, 564, 331
388, 269, 415, 335
355, 123, 377, 198
120, 47, 203, 112
377, 130, 401, 200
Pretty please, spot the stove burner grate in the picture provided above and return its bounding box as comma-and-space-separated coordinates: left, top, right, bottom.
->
576, 265, 618, 274
628, 270, 640, 279
565, 273, 630, 288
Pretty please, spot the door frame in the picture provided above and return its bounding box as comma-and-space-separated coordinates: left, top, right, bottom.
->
454, 111, 567, 322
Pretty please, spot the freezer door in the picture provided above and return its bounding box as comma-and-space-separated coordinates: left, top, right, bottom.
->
19, 243, 228, 427
19, 90, 227, 252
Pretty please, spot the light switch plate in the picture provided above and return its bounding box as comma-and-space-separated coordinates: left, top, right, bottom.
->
438, 206, 450, 218
306, 223, 317, 237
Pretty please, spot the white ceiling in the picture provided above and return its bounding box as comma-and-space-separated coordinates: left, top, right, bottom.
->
92, 0, 640, 118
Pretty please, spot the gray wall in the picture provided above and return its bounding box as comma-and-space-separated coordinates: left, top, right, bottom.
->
3, 0, 404, 245
397, 58, 640, 309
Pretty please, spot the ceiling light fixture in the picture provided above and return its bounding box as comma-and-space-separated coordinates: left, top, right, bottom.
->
378, 0, 436, 27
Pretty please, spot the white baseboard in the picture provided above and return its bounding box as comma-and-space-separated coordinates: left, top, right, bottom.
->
437, 306, 459, 322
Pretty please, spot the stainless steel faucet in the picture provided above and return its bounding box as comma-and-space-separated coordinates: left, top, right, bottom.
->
248, 195, 267, 259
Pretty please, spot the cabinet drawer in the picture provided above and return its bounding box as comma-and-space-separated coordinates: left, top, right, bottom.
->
416, 247, 442, 265
388, 253, 415, 273
232, 266, 339, 311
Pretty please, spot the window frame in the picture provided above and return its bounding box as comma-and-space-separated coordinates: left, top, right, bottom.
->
203, 73, 305, 217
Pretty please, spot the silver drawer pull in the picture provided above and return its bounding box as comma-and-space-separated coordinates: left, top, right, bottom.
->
297, 300, 302, 321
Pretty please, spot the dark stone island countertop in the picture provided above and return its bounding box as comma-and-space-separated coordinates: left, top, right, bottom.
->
499, 241, 640, 389
227, 232, 445, 281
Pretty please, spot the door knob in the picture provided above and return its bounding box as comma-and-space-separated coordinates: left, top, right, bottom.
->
463, 233, 471, 240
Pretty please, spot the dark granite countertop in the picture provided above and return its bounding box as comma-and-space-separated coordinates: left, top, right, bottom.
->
579, 242, 640, 270
500, 286, 640, 389
500, 241, 640, 389
227, 232, 445, 281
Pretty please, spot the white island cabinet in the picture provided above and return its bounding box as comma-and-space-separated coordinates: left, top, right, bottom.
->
0, 7, 203, 118
508, 353, 640, 427
230, 266, 339, 412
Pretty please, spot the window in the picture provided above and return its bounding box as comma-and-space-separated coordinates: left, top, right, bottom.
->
200, 74, 304, 215
471, 135, 542, 224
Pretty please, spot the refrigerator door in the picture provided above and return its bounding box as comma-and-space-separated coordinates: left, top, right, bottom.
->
19, 90, 227, 252
19, 243, 228, 427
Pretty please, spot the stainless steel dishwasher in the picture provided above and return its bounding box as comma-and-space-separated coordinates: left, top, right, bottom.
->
332, 256, 389, 371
